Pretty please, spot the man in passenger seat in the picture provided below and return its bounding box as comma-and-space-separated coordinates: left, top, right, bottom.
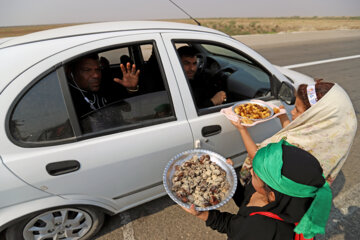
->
67, 53, 140, 118
178, 46, 227, 108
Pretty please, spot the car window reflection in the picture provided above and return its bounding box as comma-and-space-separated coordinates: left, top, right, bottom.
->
67, 42, 174, 135
10, 71, 75, 143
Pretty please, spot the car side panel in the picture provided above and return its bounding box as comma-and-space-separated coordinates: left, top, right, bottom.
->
0, 157, 50, 209
0, 33, 193, 212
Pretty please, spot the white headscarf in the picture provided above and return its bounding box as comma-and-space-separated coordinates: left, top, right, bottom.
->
240, 83, 357, 184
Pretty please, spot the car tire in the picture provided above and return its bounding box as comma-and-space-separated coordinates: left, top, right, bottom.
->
5, 206, 104, 240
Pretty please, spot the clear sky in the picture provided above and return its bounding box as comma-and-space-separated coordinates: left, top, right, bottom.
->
1, 0, 359, 27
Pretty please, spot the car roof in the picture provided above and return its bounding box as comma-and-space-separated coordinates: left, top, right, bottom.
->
0, 21, 228, 93
0, 37, 15, 45
0, 21, 227, 49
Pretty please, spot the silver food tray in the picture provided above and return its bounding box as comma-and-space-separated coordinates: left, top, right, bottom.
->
163, 149, 237, 211
232, 100, 274, 121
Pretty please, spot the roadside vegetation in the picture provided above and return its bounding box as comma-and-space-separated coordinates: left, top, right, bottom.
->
0, 17, 359, 38
173, 17, 360, 35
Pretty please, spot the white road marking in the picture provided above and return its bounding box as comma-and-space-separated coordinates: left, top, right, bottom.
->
120, 212, 135, 240
283, 55, 360, 69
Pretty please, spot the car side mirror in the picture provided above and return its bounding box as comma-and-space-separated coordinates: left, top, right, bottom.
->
278, 81, 296, 105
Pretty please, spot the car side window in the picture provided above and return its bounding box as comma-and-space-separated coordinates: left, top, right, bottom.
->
9, 71, 75, 144
174, 42, 271, 113
67, 42, 174, 134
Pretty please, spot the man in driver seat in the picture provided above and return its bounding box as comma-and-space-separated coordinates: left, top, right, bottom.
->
178, 46, 227, 108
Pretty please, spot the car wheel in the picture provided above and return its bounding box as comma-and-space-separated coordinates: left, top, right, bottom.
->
5, 206, 104, 240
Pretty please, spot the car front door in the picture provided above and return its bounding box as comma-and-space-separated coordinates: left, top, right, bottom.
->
1, 33, 194, 211
161, 32, 287, 167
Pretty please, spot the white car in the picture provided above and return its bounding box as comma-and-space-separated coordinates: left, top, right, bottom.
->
0, 21, 314, 240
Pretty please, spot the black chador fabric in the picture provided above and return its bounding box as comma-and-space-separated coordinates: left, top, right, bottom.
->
206, 145, 325, 240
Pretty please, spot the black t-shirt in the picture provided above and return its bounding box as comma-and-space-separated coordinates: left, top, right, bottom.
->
205, 183, 295, 240
68, 78, 132, 119
189, 73, 224, 108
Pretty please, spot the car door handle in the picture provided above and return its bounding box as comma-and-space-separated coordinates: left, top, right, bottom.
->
202, 125, 222, 137
46, 160, 80, 176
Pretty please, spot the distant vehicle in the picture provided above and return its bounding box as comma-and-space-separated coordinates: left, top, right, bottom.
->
0, 21, 313, 240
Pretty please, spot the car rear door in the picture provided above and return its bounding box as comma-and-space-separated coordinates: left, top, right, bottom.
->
1, 33, 193, 211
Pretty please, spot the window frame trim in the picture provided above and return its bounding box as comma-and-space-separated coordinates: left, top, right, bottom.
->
64, 40, 178, 140
57, 66, 82, 136
172, 39, 275, 116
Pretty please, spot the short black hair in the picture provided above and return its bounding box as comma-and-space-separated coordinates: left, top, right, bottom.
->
71, 53, 99, 71
66, 53, 100, 78
76, 53, 99, 64
178, 46, 198, 58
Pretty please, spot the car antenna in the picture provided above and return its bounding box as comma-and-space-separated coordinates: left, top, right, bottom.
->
168, 0, 201, 26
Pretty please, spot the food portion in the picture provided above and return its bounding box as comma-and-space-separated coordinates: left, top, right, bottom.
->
233, 102, 271, 120
171, 154, 230, 208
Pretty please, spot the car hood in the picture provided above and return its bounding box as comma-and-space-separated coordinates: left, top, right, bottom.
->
274, 65, 315, 89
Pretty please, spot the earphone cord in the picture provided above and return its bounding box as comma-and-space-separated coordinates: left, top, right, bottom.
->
69, 73, 108, 110
69, 77, 96, 105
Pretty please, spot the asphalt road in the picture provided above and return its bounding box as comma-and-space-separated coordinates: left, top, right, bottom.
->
93, 30, 360, 240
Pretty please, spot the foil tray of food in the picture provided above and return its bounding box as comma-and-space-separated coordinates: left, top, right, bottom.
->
232, 100, 275, 124
163, 149, 237, 211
